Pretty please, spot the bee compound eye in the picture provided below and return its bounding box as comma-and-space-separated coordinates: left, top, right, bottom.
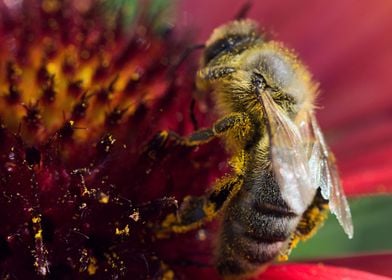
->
251, 72, 266, 89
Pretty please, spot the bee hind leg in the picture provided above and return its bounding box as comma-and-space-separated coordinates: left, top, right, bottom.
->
279, 190, 329, 259
295, 189, 329, 240
160, 176, 243, 234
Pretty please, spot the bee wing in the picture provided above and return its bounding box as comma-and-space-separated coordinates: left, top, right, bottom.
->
259, 91, 353, 238
259, 92, 316, 214
309, 115, 354, 238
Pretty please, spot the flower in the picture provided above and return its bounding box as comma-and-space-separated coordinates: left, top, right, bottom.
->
0, 0, 215, 278
0, 0, 391, 279
255, 264, 391, 280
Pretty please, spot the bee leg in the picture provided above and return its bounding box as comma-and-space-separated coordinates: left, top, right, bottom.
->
160, 176, 243, 234
186, 112, 253, 145
146, 112, 252, 152
295, 189, 329, 239
214, 112, 253, 142
279, 190, 329, 259
143, 129, 214, 160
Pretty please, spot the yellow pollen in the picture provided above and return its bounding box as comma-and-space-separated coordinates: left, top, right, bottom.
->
32, 216, 41, 224
99, 193, 110, 204
115, 225, 130, 236
87, 257, 98, 275
34, 229, 43, 240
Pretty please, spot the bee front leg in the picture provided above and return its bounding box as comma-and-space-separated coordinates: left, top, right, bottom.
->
160, 176, 243, 234
183, 111, 252, 146
145, 112, 253, 153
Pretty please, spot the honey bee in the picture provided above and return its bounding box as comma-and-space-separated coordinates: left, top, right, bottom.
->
157, 19, 353, 278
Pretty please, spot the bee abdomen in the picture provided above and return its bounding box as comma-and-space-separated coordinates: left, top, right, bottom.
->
217, 240, 283, 276
216, 215, 295, 277
215, 177, 301, 277
254, 201, 297, 218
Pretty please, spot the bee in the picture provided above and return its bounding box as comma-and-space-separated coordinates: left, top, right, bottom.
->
156, 19, 353, 278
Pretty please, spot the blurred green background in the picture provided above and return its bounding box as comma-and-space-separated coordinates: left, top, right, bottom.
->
290, 195, 392, 260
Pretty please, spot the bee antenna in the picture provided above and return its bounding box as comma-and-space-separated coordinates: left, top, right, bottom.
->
190, 97, 199, 130
234, 1, 253, 20
167, 44, 205, 80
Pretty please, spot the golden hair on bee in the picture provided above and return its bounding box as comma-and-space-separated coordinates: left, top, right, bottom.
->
155, 19, 353, 279
199, 20, 317, 118
201, 19, 260, 65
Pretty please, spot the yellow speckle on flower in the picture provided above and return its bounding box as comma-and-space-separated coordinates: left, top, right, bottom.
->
46, 62, 58, 75
79, 66, 94, 87
115, 225, 130, 236
160, 262, 175, 280
42, 0, 61, 13
88, 257, 98, 275
130, 71, 141, 81
163, 269, 174, 280
130, 211, 140, 222
32, 216, 41, 224
99, 193, 110, 204
34, 229, 43, 240
82, 187, 91, 196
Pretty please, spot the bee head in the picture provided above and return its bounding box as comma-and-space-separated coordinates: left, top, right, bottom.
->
198, 20, 316, 117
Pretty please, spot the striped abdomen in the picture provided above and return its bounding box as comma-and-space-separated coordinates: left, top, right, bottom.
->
215, 170, 301, 277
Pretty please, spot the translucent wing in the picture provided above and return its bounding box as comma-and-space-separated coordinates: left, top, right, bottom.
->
309, 114, 354, 238
259, 92, 316, 214
258, 90, 353, 238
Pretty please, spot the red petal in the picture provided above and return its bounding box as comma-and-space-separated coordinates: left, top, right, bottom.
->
257, 264, 391, 280
311, 253, 392, 278
330, 118, 392, 196
180, 0, 392, 195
